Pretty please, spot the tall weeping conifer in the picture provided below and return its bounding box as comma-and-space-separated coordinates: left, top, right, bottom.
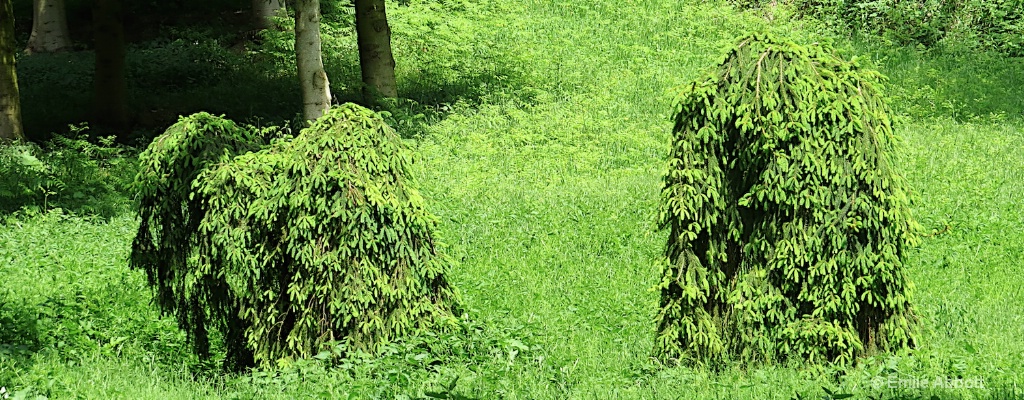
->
654, 33, 919, 365
132, 104, 460, 369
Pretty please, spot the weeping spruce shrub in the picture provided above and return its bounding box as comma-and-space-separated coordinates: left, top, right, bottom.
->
132, 104, 460, 369
131, 112, 264, 367
654, 33, 919, 365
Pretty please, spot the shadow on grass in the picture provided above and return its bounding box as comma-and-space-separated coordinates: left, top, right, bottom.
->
18, 34, 536, 145
16, 43, 300, 145
330, 65, 540, 139
14, 30, 534, 219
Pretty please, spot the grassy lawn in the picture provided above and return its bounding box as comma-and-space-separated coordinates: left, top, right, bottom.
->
2, 0, 1023, 399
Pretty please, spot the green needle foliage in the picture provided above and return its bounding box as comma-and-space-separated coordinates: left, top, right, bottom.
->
132, 104, 460, 370
131, 113, 265, 367
654, 33, 920, 366
196, 104, 461, 366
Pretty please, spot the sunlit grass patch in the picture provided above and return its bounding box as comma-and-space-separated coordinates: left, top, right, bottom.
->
2, 0, 1024, 398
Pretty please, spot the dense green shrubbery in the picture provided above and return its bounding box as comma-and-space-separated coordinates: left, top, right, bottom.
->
131, 104, 460, 370
0, 130, 136, 216
655, 33, 919, 365
731, 0, 1023, 55
0, 144, 46, 211
793, 0, 1024, 55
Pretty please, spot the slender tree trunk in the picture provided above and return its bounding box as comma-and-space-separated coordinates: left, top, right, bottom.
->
354, 0, 397, 104
294, 0, 331, 121
25, 0, 72, 54
1, 0, 24, 142
252, 0, 286, 30
93, 0, 128, 137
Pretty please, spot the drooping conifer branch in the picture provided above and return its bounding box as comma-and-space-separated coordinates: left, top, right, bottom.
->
655, 33, 919, 365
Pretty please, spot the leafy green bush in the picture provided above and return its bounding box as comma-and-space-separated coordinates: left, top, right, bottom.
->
41, 134, 137, 214
654, 33, 919, 366
949, 0, 1024, 55
0, 129, 136, 216
793, 0, 1024, 55
0, 144, 48, 212
131, 104, 460, 370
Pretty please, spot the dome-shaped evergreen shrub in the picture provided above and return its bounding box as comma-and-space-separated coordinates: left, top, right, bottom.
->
131, 104, 460, 369
654, 33, 919, 365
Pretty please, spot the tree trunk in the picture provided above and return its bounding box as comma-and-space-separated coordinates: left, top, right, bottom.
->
294, 0, 331, 121
252, 0, 286, 30
354, 0, 397, 104
25, 0, 72, 54
93, 0, 128, 137
1, 0, 24, 142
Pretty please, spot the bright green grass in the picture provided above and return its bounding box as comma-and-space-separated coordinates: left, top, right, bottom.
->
2, 0, 1024, 399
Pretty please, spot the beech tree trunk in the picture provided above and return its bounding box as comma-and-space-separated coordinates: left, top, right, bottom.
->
294, 0, 331, 121
1, 0, 24, 142
93, 0, 128, 136
354, 0, 397, 104
26, 0, 72, 54
252, 0, 286, 30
